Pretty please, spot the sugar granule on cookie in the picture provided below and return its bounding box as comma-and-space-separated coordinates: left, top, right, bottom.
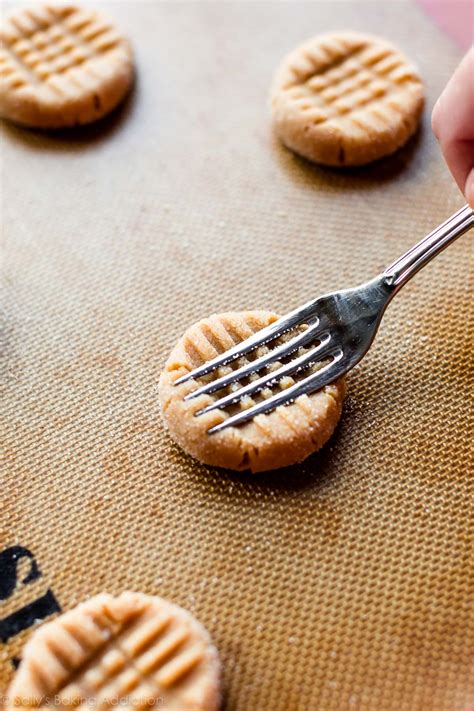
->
7, 591, 221, 711
271, 30, 424, 166
159, 311, 346, 473
0, 4, 134, 128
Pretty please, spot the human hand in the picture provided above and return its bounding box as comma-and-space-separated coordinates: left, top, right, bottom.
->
432, 47, 474, 207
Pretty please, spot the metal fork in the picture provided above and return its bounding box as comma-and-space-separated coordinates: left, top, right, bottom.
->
175, 204, 474, 434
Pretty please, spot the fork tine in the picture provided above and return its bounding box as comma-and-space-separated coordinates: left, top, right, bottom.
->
207, 348, 344, 434
196, 333, 332, 417
173, 301, 319, 386
184, 321, 324, 401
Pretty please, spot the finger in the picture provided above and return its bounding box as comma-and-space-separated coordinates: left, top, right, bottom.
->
432, 47, 474, 196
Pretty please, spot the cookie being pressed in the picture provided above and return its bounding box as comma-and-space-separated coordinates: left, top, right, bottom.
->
0, 4, 133, 128
159, 311, 346, 473
271, 31, 424, 166
7, 592, 221, 711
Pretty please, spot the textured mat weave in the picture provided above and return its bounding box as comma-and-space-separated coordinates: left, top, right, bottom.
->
1, 2, 472, 709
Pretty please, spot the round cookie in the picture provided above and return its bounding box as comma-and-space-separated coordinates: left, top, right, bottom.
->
0, 4, 133, 128
7, 591, 221, 711
159, 311, 346, 473
270, 31, 424, 166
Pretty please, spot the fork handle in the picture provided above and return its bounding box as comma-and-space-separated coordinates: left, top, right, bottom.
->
383, 204, 474, 290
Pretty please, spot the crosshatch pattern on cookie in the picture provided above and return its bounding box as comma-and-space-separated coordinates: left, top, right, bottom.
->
179, 314, 330, 419
0, 5, 125, 96
7, 593, 220, 710
281, 36, 421, 131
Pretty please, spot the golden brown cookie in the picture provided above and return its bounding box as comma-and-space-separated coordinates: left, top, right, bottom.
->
271, 31, 424, 166
159, 311, 346, 473
7, 592, 221, 711
0, 4, 133, 128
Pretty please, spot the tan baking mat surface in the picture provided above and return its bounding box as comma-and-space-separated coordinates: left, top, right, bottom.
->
1, 1, 473, 709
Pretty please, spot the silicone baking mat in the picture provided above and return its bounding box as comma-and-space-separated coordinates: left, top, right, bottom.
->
1, 2, 472, 709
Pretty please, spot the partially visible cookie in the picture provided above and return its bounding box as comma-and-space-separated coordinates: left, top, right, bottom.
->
7, 592, 221, 711
0, 4, 133, 128
271, 31, 424, 166
159, 311, 346, 473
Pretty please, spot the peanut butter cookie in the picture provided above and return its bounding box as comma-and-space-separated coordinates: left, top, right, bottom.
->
7, 592, 221, 711
0, 4, 133, 128
159, 311, 346, 472
271, 31, 424, 166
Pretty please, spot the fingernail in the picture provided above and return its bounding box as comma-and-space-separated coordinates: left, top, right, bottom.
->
431, 95, 442, 137
465, 168, 474, 209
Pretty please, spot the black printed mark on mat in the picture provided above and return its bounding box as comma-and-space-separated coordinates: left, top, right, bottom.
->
0, 546, 41, 600
0, 589, 61, 643
0, 546, 61, 646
